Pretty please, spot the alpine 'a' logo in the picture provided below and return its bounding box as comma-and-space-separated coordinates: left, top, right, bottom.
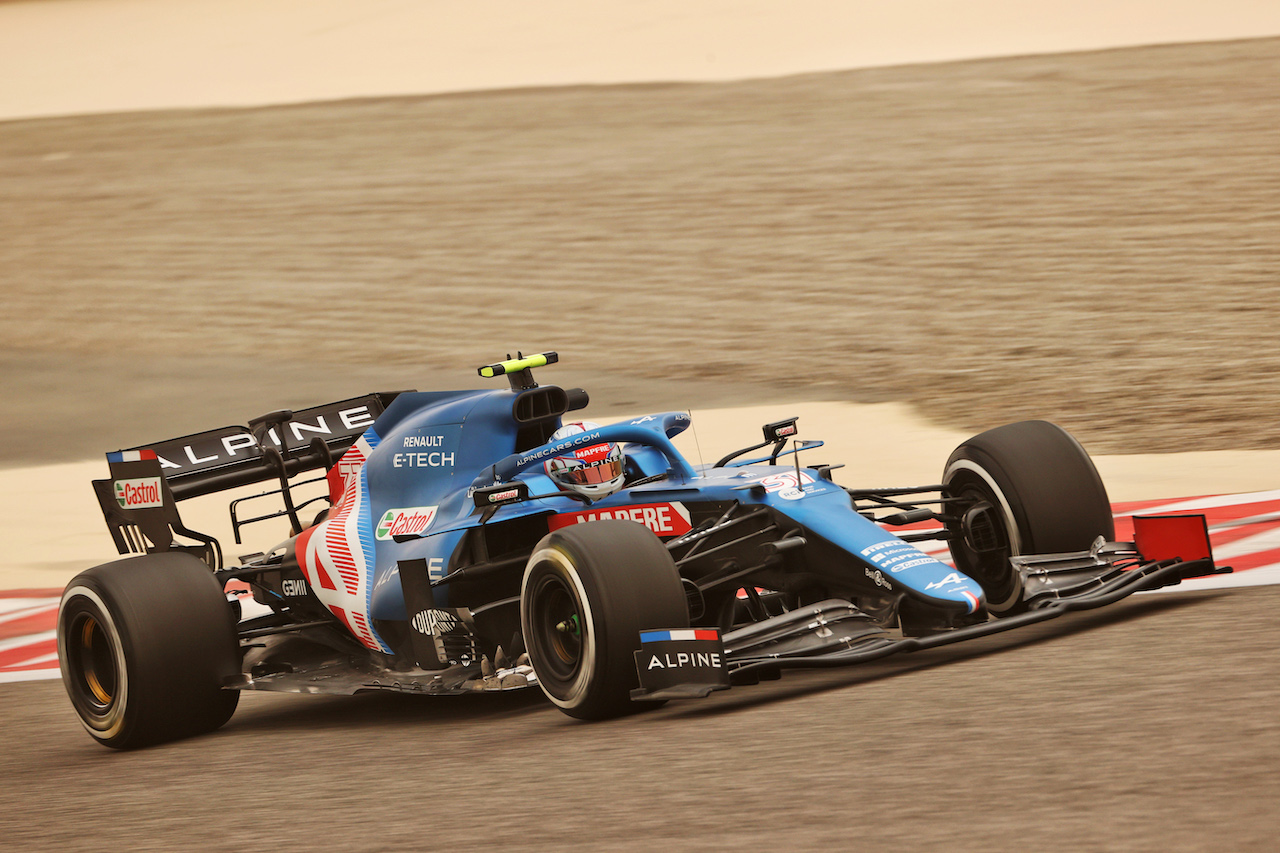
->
113, 478, 164, 509
375, 506, 438, 541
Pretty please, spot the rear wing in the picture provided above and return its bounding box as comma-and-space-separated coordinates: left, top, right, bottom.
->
121, 392, 403, 500
91, 392, 405, 568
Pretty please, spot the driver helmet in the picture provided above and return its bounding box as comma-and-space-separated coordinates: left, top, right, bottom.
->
544, 422, 625, 499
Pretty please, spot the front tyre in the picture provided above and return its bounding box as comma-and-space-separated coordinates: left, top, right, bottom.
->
944, 420, 1114, 615
58, 552, 241, 749
521, 520, 688, 720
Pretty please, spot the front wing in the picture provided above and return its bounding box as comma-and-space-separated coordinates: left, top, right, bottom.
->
632, 515, 1229, 700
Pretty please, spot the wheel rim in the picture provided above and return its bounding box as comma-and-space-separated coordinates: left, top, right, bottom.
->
79, 615, 116, 707
522, 546, 600, 708
945, 470, 1022, 611
65, 610, 120, 718
526, 571, 585, 685
59, 587, 130, 738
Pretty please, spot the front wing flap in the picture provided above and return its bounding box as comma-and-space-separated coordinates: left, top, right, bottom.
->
636, 513, 1230, 697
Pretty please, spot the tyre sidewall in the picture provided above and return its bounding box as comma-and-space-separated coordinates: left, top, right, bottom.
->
57, 553, 240, 748
522, 544, 603, 711
58, 581, 134, 743
944, 421, 1115, 614
942, 456, 1027, 612
521, 520, 688, 719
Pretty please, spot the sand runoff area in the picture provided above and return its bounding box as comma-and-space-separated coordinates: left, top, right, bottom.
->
6, 402, 1280, 590
2, 0, 1279, 587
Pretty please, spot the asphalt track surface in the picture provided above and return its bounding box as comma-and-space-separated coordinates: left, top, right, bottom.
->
2, 585, 1276, 852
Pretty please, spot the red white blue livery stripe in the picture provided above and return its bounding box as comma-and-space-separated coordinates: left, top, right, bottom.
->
106, 449, 157, 463
641, 628, 720, 643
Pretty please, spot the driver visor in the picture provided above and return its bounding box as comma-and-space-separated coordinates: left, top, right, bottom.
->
558, 457, 624, 486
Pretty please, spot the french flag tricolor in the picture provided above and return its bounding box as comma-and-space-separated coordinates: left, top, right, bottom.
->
106, 449, 157, 463
640, 628, 720, 643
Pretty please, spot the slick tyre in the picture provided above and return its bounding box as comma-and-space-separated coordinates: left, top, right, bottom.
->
944, 420, 1114, 615
57, 552, 241, 749
521, 520, 689, 720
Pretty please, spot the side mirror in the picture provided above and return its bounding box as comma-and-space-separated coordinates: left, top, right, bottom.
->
762, 418, 799, 443
472, 481, 530, 509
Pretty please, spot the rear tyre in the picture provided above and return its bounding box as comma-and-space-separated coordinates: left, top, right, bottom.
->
521, 520, 688, 720
944, 420, 1114, 615
57, 552, 241, 749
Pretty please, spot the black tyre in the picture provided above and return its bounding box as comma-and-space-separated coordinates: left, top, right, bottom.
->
521, 520, 689, 720
943, 420, 1114, 615
58, 552, 241, 749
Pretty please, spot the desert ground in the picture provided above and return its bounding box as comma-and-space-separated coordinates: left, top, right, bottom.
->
4, 37, 1280, 588
1, 3, 1278, 850
4, 37, 1280, 465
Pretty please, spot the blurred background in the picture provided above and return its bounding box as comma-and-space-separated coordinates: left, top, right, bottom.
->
4, 5, 1280, 852
2, 1, 1279, 468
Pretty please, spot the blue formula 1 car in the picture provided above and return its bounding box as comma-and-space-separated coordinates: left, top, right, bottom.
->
57, 353, 1229, 747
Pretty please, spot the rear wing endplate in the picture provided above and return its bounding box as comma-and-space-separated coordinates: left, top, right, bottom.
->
92, 453, 223, 568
